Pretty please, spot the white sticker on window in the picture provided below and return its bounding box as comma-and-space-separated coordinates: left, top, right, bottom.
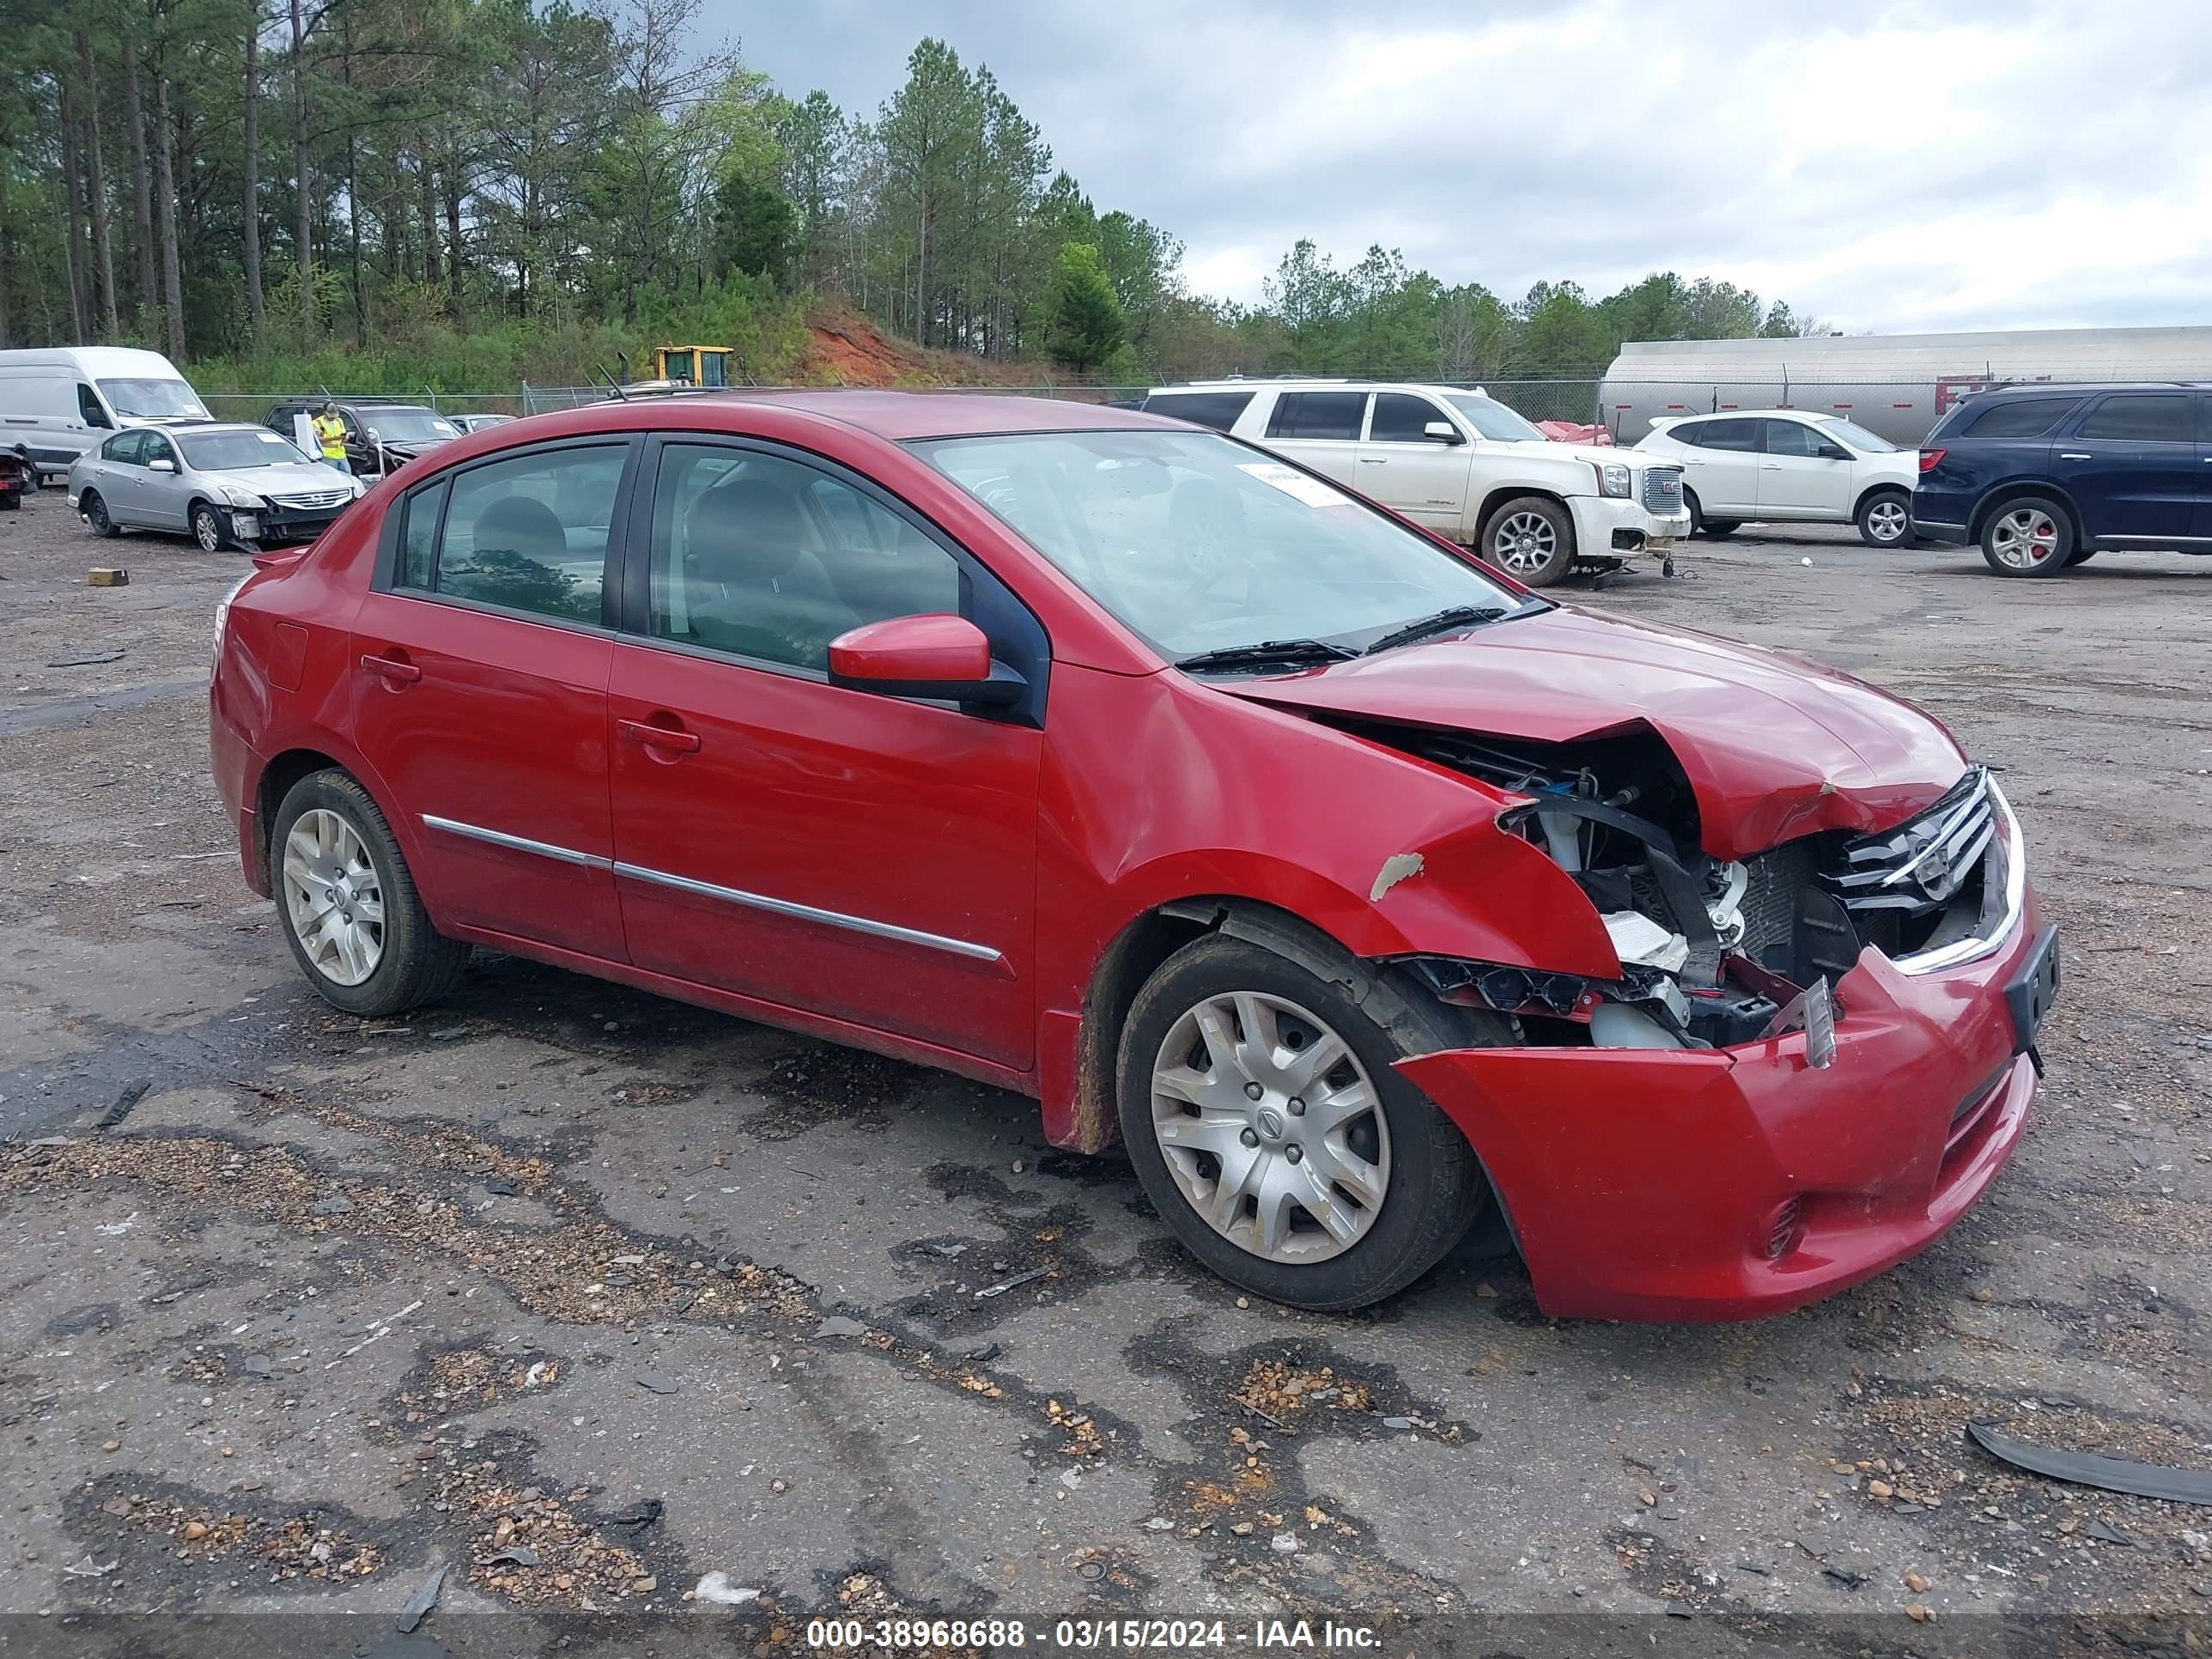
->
1237, 462, 1353, 508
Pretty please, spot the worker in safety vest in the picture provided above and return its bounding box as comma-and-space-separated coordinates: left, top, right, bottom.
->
313, 403, 350, 473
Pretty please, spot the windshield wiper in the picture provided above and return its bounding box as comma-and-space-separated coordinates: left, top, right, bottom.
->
1361, 605, 1510, 656
1173, 638, 1359, 673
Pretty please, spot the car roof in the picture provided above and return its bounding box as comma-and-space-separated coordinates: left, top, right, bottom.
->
1966, 380, 2212, 398
1150, 380, 1492, 398
1652, 409, 1841, 426
630, 388, 1170, 442
125, 420, 267, 436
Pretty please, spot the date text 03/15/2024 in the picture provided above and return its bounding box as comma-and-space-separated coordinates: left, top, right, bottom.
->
802, 1617, 1382, 1650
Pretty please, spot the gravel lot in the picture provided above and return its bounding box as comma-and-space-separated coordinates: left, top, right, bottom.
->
3, 484, 2209, 1655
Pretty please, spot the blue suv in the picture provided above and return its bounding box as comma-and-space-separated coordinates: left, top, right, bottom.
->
1915, 384, 2212, 575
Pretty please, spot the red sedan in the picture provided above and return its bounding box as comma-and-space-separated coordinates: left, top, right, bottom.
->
209, 392, 2058, 1321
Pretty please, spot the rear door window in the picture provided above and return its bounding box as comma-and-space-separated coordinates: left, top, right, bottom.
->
1267, 392, 1367, 441
427, 443, 629, 624
1141, 390, 1255, 433
2079, 393, 2192, 442
1697, 418, 1762, 452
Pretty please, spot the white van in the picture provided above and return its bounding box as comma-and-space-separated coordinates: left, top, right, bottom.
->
0, 346, 211, 483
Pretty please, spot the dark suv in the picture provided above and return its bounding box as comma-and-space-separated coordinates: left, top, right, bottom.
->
1915, 383, 2212, 575
263, 397, 462, 479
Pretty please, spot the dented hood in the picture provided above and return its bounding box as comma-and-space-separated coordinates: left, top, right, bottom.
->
1221, 605, 1967, 859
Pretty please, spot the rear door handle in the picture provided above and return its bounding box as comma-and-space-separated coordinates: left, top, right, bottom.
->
1358, 457, 1386, 465
618, 718, 701, 754
1759, 463, 1782, 471
2059, 453, 2092, 461
359, 653, 421, 684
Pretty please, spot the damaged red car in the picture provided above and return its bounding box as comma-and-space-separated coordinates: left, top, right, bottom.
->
209, 392, 2058, 1322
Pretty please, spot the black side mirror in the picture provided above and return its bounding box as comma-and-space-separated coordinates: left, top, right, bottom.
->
1819, 444, 1851, 461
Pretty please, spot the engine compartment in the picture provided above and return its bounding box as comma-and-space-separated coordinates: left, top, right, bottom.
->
1329, 718, 1881, 1055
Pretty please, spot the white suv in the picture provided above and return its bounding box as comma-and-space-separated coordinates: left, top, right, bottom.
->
1139, 380, 1689, 586
1635, 410, 1919, 547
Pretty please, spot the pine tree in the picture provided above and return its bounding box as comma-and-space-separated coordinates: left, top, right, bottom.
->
1047, 240, 1123, 371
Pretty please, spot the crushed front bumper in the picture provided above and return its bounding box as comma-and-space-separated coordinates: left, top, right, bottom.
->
1569, 495, 1690, 560
1401, 898, 2048, 1321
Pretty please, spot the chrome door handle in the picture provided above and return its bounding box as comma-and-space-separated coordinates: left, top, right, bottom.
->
2059, 453, 2091, 461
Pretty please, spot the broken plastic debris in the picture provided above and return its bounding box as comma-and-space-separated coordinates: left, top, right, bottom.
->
485, 1547, 541, 1567
694, 1571, 761, 1606
975, 1266, 1049, 1299
1368, 852, 1425, 902
64, 1555, 118, 1577
395, 1562, 446, 1633
1966, 1420, 2212, 1507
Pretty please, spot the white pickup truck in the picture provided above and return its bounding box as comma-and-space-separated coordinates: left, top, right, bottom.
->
1139, 380, 1690, 586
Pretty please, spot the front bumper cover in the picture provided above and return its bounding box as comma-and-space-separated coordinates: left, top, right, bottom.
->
1571, 494, 1690, 557
1401, 898, 2046, 1322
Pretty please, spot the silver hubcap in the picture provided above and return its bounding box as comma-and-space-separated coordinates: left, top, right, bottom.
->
196, 510, 221, 550
1990, 507, 2059, 568
1491, 511, 1558, 573
1868, 501, 1908, 542
1149, 991, 1390, 1264
282, 809, 385, 986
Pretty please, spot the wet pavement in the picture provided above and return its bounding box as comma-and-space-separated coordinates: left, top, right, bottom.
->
3, 489, 2209, 1654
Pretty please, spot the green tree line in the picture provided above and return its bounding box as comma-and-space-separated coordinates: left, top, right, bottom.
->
0, 0, 1819, 391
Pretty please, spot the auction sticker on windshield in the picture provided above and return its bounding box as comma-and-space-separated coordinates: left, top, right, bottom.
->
1238, 462, 1352, 508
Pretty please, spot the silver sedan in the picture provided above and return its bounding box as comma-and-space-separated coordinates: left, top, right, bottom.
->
68, 422, 364, 550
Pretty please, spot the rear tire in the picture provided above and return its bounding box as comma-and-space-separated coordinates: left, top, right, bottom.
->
1978, 495, 2073, 576
1479, 495, 1576, 586
82, 489, 119, 538
1856, 489, 1914, 548
270, 769, 470, 1018
1117, 932, 1493, 1310
0, 492, 18, 511
1686, 492, 1740, 538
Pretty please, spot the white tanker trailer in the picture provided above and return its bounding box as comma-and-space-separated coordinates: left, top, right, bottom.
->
1597, 325, 2212, 447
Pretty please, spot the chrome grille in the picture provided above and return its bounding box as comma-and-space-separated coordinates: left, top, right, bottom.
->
272, 489, 349, 510
1641, 466, 1684, 514
1826, 766, 1994, 918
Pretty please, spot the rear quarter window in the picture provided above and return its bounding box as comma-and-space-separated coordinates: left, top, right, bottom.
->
1964, 397, 2085, 439
1141, 390, 1255, 433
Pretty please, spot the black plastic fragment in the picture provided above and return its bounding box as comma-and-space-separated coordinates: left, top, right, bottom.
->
97, 1079, 151, 1131
1967, 1420, 2212, 1507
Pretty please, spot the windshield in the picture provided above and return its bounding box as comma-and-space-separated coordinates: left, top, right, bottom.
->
1443, 394, 1547, 443
361, 409, 459, 443
1823, 417, 1899, 453
99, 378, 210, 420
912, 428, 1528, 663
181, 429, 313, 471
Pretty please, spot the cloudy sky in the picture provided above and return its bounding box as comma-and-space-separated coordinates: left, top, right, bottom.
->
717, 0, 2211, 335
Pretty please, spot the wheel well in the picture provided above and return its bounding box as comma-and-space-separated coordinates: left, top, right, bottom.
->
1970, 483, 2081, 546
1852, 482, 1908, 519
1072, 896, 1498, 1151
1473, 486, 1571, 540
252, 748, 346, 888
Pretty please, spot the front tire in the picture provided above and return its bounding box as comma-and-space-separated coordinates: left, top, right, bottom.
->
1856, 489, 1914, 548
1979, 495, 2072, 576
271, 769, 470, 1017
1117, 933, 1492, 1310
191, 502, 228, 552
82, 489, 119, 538
1479, 495, 1576, 586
